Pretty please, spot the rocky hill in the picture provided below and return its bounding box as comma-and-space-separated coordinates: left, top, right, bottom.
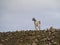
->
0, 27, 60, 45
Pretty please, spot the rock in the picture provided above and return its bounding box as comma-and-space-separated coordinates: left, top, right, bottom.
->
32, 41, 37, 45
0, 43, 3, 45
48, 32, 52, 36
1, 40, 4, 42
53, 42, 57, 45
35, 39, 38, 42
26, 43, 31, 45
48, 42, 52, 45
46, 44, 49, 45
32, 42, 37, 45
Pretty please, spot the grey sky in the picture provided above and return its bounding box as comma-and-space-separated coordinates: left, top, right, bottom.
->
0, 0, 60, 32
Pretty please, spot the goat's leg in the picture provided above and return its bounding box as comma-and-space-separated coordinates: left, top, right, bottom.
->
35, 26, 37, 30
39, 26, 40, 30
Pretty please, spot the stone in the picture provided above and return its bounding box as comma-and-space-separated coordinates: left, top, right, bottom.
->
0, 43, 3, 45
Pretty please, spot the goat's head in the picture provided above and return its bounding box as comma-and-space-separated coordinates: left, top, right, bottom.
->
32, 18, 36, 22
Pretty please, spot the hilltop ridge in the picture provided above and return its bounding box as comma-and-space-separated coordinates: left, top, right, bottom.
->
0, 28, 60, 45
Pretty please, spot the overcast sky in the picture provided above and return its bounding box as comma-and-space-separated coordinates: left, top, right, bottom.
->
0, 0, 60, 32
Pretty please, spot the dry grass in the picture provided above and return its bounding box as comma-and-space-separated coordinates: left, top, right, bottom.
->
0, 28, 60, 45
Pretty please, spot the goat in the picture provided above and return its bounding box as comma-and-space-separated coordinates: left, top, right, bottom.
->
32, 18, 41, 30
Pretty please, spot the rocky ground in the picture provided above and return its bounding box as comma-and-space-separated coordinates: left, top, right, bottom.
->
0, 27, 60, 45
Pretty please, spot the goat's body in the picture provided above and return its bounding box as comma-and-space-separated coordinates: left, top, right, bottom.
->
32, 18, 41, 30
34, 21, 40, 27
34, 21, 41, 30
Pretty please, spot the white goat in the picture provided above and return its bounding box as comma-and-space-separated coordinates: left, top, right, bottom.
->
32, 18, 41, 30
